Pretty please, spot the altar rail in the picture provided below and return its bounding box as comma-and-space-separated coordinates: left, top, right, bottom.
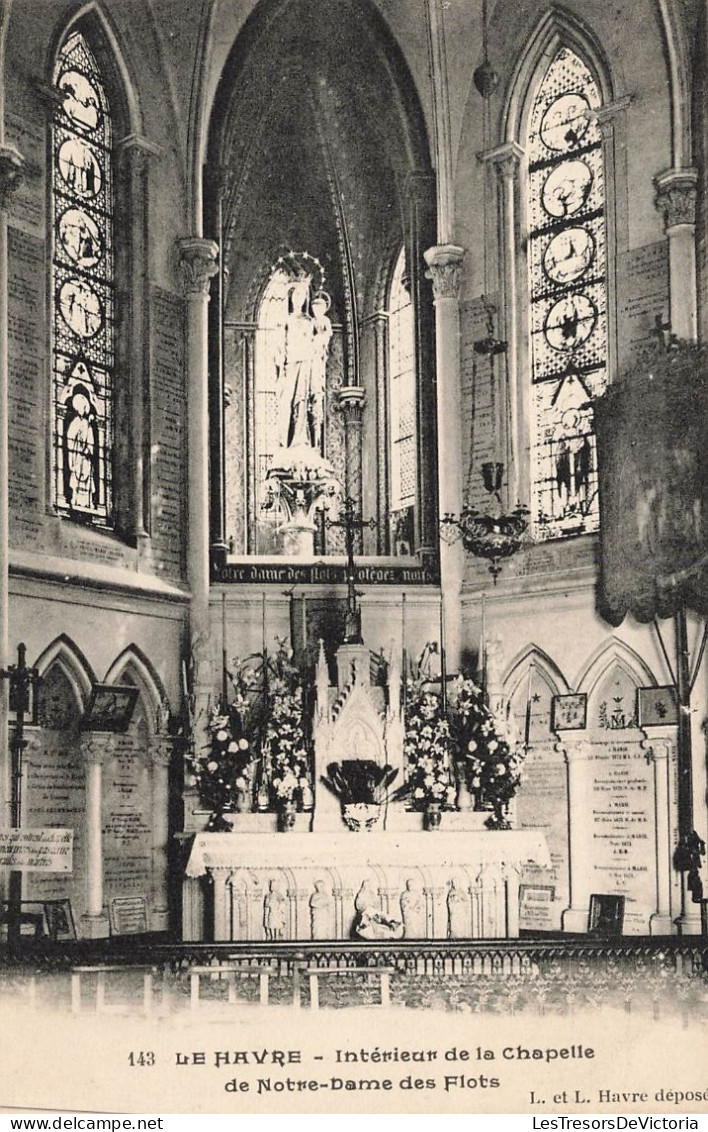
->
0, 938, 706, 1015
2, 935, 706, 974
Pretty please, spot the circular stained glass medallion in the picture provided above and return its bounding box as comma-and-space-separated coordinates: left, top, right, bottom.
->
58, 69, 101, 132
543, 227, 595, 285
57, 139, 102, 199
540, 93, 591, 152
544, 294, 597, 352
58, 279, 104, 339
542, 160, 593, 219
58, 208, 102, 269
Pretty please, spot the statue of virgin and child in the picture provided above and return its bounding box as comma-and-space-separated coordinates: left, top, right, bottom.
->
274, 275, 333, 454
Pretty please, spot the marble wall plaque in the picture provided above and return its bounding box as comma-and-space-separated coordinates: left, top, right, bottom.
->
617, 240, 669, 359
8, 227, 44, 549
588, 737, 655, 933
150, 286, 186, 577
23, 733, 87, 921
103, 736, 153, 904
516, 742, 569, 930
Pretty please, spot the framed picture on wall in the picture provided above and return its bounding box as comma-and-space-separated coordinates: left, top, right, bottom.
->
637, 685, 679, 727
588, 893, 625, 937
551, 692, 587, 731
82, 683, 139, 732
43, 899, 76, 941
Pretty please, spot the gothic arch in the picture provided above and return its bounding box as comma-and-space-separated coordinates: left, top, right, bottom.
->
32, 634, 95, 710
46, 2, 143, 137
104, 644, 168, 733
652, 0, 693, 166
503, 644, 570, 701
502, 6, 614, 144
574, 637, 658, 698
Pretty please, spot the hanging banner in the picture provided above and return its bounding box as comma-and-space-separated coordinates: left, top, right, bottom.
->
0, 828, 73, 872
595, 341, 708, 624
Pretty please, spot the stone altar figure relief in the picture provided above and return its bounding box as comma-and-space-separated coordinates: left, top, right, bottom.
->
447, 879, 470, 940
400, 877, 426, 939
274, 274, 333, 452
309, 878, 333, 941
354, 878, 403, 940
263, 879, 287, 940
230, 880, 248, 941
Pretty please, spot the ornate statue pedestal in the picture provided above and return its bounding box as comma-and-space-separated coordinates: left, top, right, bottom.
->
265, 444, 340, 556
183, 829, 550, 942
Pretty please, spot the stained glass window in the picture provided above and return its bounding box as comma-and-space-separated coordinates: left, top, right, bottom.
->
51, 30, 114, 522
527, 48, 606, 540
389, 248, 416, 523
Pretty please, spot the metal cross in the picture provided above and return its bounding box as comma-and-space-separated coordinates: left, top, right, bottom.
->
325, 496, 376, 644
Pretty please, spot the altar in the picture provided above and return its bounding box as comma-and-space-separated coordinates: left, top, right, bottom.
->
185, 828, 550, 941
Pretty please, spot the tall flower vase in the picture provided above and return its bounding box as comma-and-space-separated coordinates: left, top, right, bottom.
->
455, 767, 473, 812
277, 800, 297, 831
235, 789, 253, 814
423, 802, 443, 831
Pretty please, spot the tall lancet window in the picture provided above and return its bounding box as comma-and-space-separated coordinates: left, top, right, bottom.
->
527, 47, 607, 540
388, 248, 416, 553
51, 30, 114, 523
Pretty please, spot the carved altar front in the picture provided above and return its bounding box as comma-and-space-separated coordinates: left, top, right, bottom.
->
184, 829, 550, 941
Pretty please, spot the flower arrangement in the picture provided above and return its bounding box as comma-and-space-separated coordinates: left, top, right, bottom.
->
186, 638, 313, 828
403, 682, 456, 811
187, 692, 258, 826
448, 675, 526, 829
262, 642, 313, 813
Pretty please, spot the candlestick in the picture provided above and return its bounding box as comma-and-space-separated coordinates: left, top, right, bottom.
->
524, 662, 534, 749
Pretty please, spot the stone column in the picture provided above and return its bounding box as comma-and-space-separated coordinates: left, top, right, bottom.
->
654, 168, 698, 341
0, 146, 25, 882
80, 735, 114, 939
483, 144, 524, 501
117, 134, 162, 544
338, 386, 366, 550
211, 866, 231, 941
556, 734, 593, 933
149, 735, 172, 932
641, 730, 677, 935
179, 239, 219, 734
424, 244, 465, 672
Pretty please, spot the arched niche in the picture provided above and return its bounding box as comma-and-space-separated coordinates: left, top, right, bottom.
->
100, 648, 172, 932
205, 0, 438, 566
575, 638, 657, 730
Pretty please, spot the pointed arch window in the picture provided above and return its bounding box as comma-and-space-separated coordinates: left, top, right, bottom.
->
388, 247, 417, 549
51, 30, 114, 523
526, 47, 607, 540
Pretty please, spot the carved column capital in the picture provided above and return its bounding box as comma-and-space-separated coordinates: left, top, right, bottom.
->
80, 733, 117, 766
338, 384, 366, 425
555, 735, 592, 763
178, 237, 219, 297
423, 244, 465, 301
654, 168, 698, 231
480, 141, 524, 183
149, 735, 174, 768
0, 145, 26, 210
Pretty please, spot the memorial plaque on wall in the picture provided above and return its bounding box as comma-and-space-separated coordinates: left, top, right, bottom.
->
516, 743, 569, 931
23, 733, 87, 921
617, 241, 669, 358
6, 114, 46, 237
8, 227, 44, 550
589, 737, 655, 933
150, 286, 186, 577
103, 735, 154, 911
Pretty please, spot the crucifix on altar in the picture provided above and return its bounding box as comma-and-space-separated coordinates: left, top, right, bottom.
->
325, 496, 376, 645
